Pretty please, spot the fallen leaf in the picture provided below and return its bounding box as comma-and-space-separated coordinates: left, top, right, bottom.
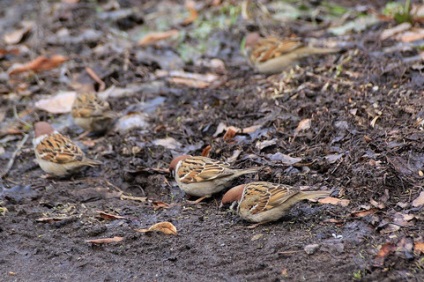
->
152, 137, 182, 150
251, 233, 264, 241
412, 191, 424, 207
138, 30, 179, 46
85, 236, 124, 244
135, 221, 177, 235
351, 208, 379, 218
373, 243, 396, 268
398, 28, 424, 42
223, 127, 238, 141
242, 124, 262, 134
201, 145, 212, 157
370, 198, 386, 209
96, 211, 126, 220
294, 119, 311, 135
9, 55, 68, 75
34, 91, 76, 113
266, 152, 302, 165
182, 0, 198, 25
4, 21, 33, 44
414, 242, 424, 254
152, 201, 170, 210
168, 77, 211, 88
379, 223, 400, 234
380, 22, 412, 40
318, 197, 350, 207
0, 48, 20, 57
36, 216, 74, 223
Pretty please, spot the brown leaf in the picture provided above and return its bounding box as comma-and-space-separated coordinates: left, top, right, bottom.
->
293, 118, 311, 139
373, 243, 395, 268
152, 201, 170, 211
181, 0, 198, 25
138, 30, 179, 46
0, 48, 20, 57
9, 55, 68, 75
36, 216, 73, 223
4, 21, 33, 44
223, 127, 238, 141
351, 208, 379, 218
34, 91, 76, 113
412, 191, 424, 207
96, 211, 126, 220
85, 236, 124, 244
414, 242, 424, 254
135, 221, 177, 235
201, 145, 212, 157
242, 124, 262, 134
318, 197, 350, 207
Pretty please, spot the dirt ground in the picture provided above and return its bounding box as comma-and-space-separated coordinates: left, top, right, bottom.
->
1, 0, 424, 281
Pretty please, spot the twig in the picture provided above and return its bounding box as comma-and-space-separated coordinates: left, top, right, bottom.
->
1, 134, 29, 178
85, 67, 105, 92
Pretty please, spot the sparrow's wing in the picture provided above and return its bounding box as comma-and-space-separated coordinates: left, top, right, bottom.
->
252, 37, 303, 63
36, 133, 85, 164
178, 156, 234, 183
240, 182, 300, 214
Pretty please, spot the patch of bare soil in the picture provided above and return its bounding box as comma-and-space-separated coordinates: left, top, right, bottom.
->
1, 0, 424, 281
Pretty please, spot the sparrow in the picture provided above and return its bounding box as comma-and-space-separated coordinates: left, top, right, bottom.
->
221, 181, 330, 225
33, 121, 102, 177
71, 92, 116, 135
169, 155, 259, 203
244, 32, 340, 74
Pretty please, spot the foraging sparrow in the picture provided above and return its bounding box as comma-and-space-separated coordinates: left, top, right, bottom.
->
245, 32, 340, 74
33, 121, 102, 177
221, 181, 330, 223
71, 92, 116, 134
169, 155, 259, 203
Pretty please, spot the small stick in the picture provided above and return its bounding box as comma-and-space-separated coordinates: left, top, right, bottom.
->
1, 134, 29, 178
85, 67, 105, 92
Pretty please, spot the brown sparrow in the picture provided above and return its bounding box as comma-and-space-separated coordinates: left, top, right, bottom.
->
169, 155, 259, 203
71, 92, 116, 134
33, 121, 102, 177
245, 32, 340, 74
221, 181, 330, 224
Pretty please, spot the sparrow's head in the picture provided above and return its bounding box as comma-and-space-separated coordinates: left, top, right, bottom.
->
169, 155, 191, 177
221, 184, 245, 207
244, 32, 260, 50
34, 122, 55, 138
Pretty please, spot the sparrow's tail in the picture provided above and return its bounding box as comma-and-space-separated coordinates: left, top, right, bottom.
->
296, 46, 340, 56
86, 158, 103, 167
297, 190, 331, 201
236, 167, 260, 177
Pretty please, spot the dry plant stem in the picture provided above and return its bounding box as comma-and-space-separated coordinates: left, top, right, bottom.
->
120, 194, 147, 202
247, 221, 270, 229
85, 67, 105, 91
186, 196, 209, 205
0, 134, 28, 178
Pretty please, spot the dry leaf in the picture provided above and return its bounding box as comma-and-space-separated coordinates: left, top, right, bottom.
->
293, 119, 311, 140
135, 221, 177, 235
242, 124, 262, 134
201, 145, 212, 157
4, 21, 33, 44
318, 197, 350, 207
9, 55, 68, 75
223, 127, 238, 141
96, 211, 126, 220
373, 243, 395, 268
370, 198, 386, 209
412, 191, 424, 207
380, 22, 411, 40
138, 30, 179, 46
86, 236, 124, 244
168, 77, 210, 88
36, 216, 74, 223
0, 48, 20, 57
152, 201, 170, 210
414, 242, 424, 254
182, 0, 198, 25
351, 208, 379, 218
398, 28, 424, 42
35, 91, 76, 113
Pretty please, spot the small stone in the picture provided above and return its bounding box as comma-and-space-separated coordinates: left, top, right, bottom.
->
304, 244, 320, 255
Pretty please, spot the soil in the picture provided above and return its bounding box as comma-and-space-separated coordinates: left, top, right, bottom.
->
1, 1, 424, 281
